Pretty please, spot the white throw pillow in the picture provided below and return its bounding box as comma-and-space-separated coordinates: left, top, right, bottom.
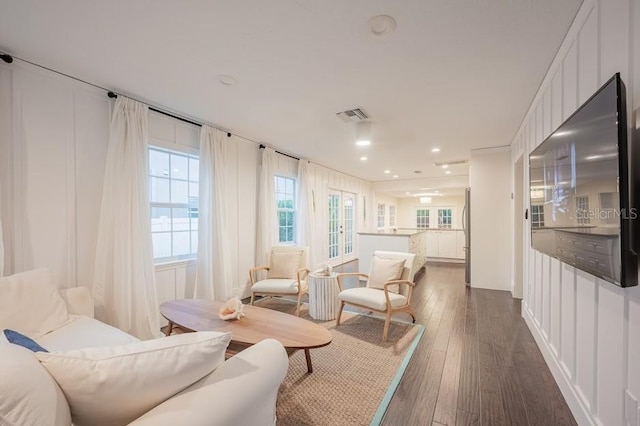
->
0, 342, 71, 426
36, 331, 232, 426
0, 268, 71, 339
367, 255, 406, 293
267, 250, 302, 279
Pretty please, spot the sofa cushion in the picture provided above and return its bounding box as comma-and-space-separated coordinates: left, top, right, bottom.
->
36, 315, 139, 352
4, 329, 48, 352
0, 268, 71, 339
36, 331, 232, 426
0, 342, 71, 426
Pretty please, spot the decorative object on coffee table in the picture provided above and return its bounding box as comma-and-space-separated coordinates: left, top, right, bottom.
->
218, 296, 245, 320
308, 272, 339, 321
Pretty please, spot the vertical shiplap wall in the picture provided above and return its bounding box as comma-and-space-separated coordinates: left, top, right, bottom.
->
511, 0, 640, 424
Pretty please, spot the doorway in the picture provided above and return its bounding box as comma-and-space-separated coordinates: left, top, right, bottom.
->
513, 155, 525, 299
328, 190, 357, 266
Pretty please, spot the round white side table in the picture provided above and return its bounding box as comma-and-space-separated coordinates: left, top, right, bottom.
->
308, 272, 339, 321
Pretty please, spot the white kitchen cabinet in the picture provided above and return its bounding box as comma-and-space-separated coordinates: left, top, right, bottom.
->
424, 230, 465, 261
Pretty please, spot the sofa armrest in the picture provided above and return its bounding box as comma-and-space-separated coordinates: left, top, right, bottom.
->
59, 287, 94, 318
129, 338, 288, 426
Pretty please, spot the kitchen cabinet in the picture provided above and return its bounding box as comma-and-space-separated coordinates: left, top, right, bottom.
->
424, 230, 465, 261
358, 230, 428, 275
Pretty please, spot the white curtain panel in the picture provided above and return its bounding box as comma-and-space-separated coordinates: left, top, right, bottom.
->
93, 96, 160, 340
255, 147, 278, 267
297, 160, 317, 268
194, 126, 230, 301
0, 191, 4, 276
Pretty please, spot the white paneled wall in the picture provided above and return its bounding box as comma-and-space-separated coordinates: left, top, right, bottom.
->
511, 0, 640, 424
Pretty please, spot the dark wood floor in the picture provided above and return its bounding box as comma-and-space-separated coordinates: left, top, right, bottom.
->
335, 261, 576, 426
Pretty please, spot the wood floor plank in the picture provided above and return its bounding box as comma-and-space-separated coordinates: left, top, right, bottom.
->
330, 261, 577, 426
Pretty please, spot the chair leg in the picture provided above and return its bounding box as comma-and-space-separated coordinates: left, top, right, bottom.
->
250, 293, 255, 305
296, 293, 302, 317
336, 301, 345, 326
383, 310, 392, 342
407, 306, 417, 323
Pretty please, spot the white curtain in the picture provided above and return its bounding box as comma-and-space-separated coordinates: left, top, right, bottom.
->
194, 126, 230, 301
93, 96, 160, 340
0, 186, 4, 277
255, 147, 278, 266
297, 160, 317, 268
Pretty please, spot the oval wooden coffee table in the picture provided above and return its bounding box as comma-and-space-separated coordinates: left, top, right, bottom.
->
160, 299, 332, 373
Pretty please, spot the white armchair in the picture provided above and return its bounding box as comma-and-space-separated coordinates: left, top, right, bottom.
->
249, 246, 310, 316
336, 251, 417, 341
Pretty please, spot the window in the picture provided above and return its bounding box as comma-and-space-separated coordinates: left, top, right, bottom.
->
149, 147, 199, 261
377, 203, 386, 228
416, 209, 429, 229
438, 208, 452, 229
275, 175, 296, 244
389, 205, 396, 227
576, 195, 590, 225
531, 205, 545, 228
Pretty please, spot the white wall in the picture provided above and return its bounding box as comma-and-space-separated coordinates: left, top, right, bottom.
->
469, 148, 512, 291
511, 1, 640, 424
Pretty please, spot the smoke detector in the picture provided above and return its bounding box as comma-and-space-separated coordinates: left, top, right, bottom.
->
336, 108, 368, 123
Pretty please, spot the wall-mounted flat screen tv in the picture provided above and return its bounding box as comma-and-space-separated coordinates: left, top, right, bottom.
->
529, 73, 637, 287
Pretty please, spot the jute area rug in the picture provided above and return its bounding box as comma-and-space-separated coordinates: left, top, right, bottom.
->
254, 298, 423, 426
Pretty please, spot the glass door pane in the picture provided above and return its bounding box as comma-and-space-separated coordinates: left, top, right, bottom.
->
344, 194, 354, 256
328, 193, 340, 260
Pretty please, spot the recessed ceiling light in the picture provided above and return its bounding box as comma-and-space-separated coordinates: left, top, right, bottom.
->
442, 165, 449, 169
445, 170, 451, 174
431, 148, 440, 153
356, 140, 371, 146
414, 170, 422, 174
393, 175, 399, 178
217, 74, 238, 86
406, 192, 410, 195
368, 15, 397, 38
384, 170, 391, 174
360, 156, 368, 161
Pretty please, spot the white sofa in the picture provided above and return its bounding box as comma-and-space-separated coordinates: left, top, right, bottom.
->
0, 269, 289, 426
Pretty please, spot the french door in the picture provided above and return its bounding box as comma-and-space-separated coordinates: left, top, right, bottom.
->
328, 190, 357, 266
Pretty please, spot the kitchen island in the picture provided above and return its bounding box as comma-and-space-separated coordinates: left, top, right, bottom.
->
358, 229, 427, 275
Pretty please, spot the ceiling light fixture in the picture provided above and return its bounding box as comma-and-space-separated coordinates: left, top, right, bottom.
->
431, 148, 440, 153
442, 165, 449, 169
445, 170, 451, 174
393, 175, 399, 178
355, 121, 372, 146
384, 170, 391, 174
217, 74, 238, 86
368, 15, 397, 38
360, 156, 368, 161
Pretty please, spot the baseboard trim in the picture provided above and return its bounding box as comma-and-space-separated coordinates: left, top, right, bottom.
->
522, 308, 595, 426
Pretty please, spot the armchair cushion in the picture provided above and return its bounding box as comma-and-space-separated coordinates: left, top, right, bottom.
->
252, 278, 303, 294
36, 331, 232, 426
338, 287, 408, 311
368, 255, 406, 293
0, 268, 71, 339
267, 250, 303, 279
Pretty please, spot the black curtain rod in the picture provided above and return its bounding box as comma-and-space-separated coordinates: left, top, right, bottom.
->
108, 91, 231, 137
258, 144, 300, 161
0, 53, 13, 64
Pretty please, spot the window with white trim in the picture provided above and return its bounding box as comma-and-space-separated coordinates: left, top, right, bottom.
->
149, 147, 199, 261
576, 196, 590, 225
275, 175, 296, 244
377, 203, 385, 228
416, 209, 429, 228
438, 208, 453, 229
531, 205, 545, 228
389, 205, 396, 227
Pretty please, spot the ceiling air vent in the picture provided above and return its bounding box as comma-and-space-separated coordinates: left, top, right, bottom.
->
434, 160, 469, 167
336, 108, 368, 123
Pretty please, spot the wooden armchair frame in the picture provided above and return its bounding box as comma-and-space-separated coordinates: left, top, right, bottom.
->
249, 265, 310, 316
336, 272, 417, 341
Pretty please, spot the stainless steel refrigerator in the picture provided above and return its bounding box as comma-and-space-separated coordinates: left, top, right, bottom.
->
463, 188, 471, 285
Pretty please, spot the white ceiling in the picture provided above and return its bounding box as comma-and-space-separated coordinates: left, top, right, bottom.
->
0, 0, 581, 197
